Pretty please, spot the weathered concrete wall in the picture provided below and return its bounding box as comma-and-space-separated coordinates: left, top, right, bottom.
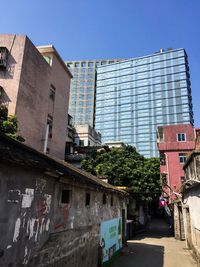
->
0, 34, 71, 160
183, 184, 200, 262
0, 159, 126, 267
38, 49, 71, 160
0, 163, 55, 266
16, 36, 51, 153
29, 225, 100, 267
174, 202, 185, 240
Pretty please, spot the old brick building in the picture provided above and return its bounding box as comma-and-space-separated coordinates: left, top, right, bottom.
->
157, 124, 197, 201
0, 34, 72, 160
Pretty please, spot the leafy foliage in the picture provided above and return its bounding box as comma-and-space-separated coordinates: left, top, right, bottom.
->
81, 146, 161, 201
0, 106, 25, 142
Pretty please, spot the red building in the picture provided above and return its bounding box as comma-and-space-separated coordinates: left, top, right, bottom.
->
157, 124, 197, 201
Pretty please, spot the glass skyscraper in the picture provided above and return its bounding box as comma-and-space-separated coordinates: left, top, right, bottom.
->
95, 48, 194, 157
66, 59, 121, 127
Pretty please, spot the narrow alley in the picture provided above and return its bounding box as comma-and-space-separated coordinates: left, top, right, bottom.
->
113, 218, 197, 267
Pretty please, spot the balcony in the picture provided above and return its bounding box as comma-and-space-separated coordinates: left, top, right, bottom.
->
0, 47, 9, 69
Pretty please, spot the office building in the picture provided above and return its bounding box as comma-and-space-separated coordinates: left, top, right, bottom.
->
66, 59, 121, 127
95, 48, 194, 157
0, 34, 72, 160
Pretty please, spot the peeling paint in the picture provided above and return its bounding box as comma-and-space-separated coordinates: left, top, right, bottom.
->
36, 179, 46, 193
46, 219, 50, 231
29, 218, 36, 240
44, 194, 51, 214
13, 218, 21, 242
22, 189, 34, 208
39, 218, 45, 235
6, 245, 12, 249
23, 246, 30, 265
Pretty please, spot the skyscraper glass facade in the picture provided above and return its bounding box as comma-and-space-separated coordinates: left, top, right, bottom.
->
66, 59, 120, 127
95, 48, 194, 157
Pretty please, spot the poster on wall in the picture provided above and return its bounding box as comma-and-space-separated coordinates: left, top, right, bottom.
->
100, 217, 122, 263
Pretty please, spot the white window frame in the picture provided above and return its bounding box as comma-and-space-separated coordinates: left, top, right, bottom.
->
177, 133, 186, 142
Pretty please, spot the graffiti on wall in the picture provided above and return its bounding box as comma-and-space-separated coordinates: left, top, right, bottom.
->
5, 178, 52, 265
100, 218, 122, 263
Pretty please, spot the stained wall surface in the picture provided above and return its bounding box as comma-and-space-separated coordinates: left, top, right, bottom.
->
0, 152, 127, 267
0, 34, 71, 160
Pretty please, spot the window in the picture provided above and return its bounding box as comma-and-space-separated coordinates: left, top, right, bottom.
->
43, 55, 52, 66
103, 194, 107, 204
179, 153, 187, 163
85, 193, 90, 206
49, 84, 56, 101
110, 196, 113, 206
47, 115, 53, 138
177, 133, 186, 142
157, 127, 164, 142
160, 153, 166, 165
61, 190, 71, 204
79, 140, 84, 147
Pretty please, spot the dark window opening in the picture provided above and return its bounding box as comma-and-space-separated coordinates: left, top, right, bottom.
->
111, 196, 113, 206
157, 127, 164, 142
49, 84, 56, 101
47, 115, 53, 138
79, 140, 84, 147
61, 189, 71, 204
177, 133, 186, 142
160, 153, 166, 165
103, 194, 107, 205
0, 47, 9, 69
85, 193, 90, 206
179, 153, 187, 163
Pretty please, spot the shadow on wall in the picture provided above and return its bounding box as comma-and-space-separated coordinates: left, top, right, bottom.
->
113, 242, 164, 267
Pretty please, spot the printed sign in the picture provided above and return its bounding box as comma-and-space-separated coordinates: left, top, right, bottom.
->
100, 218, 122, 263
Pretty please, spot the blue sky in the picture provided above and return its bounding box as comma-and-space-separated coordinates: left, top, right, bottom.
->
1, 0, 200, 126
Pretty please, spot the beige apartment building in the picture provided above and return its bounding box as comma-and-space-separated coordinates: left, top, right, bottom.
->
0, 34, 72, 160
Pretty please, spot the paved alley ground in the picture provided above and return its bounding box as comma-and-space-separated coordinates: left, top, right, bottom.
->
113, 218, 197, 267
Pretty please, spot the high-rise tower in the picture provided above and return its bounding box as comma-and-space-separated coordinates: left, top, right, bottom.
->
95, 48, 194, 157
66, 59, 121, 127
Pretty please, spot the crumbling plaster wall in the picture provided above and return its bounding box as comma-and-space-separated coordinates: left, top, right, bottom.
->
183, 184, 200, 261
0, 163, 55, 266
0, 161, 126, 267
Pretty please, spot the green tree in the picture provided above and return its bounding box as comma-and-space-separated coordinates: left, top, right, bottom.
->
81, 146, 161, 201
0, 106, 25, 142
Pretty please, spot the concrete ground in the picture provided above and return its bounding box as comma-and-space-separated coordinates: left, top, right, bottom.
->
113, 218, 197, 267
